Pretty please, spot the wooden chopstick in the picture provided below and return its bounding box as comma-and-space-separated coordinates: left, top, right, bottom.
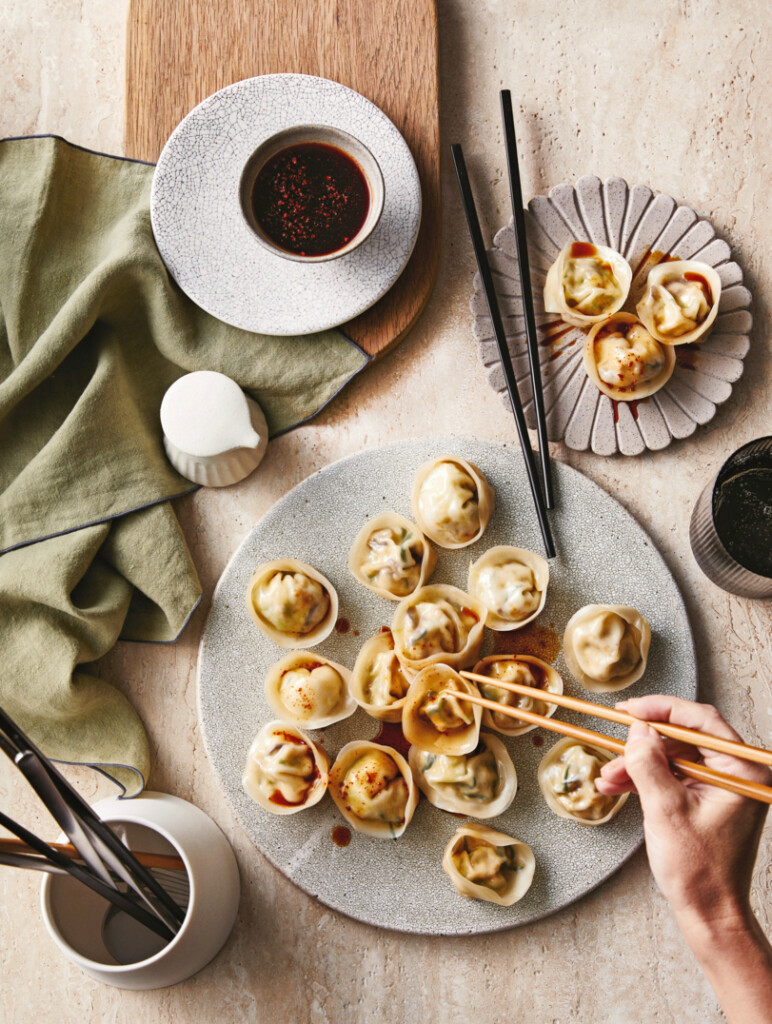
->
446, 688, 772, 805
500, 90, 553, 510
0, 836, 185, 871
459, 671, 772, 768
451, 142, 556, 560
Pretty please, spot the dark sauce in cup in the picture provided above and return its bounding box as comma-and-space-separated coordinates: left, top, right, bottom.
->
251, 142, 370, 257
713, 451, 772, 578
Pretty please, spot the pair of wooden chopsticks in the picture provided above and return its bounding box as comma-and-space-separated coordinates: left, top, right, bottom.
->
0, 836, 185, 870
452, 671, 772, 805
452, 90, 555, 559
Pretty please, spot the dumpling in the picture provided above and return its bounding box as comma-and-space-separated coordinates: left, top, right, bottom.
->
472, 655, 563, 737
442, 823, 535, 906
246, 559, 337, 648
328, 741, 418, 839
264, 651, 356, 728
242, 720, 329, 815
563, 604, 651, 693
544, 241, 632, 328
408, 732, 517, 818
348, 512, 436, 600
411, 456, 494, 549
538, 738, 628, 825
402, 663, 482, 756
583, 313, 676, 401
637, 260, 721, 345
467, 546, 549, 631
391, 584, 487, 678
349, 629, 411, 722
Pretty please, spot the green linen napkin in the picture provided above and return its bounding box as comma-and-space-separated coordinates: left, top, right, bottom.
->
0, 135, 368, 795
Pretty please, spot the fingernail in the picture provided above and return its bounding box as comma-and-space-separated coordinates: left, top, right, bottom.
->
628, 721, 654, 743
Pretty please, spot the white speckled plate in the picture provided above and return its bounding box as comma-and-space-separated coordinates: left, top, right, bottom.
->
151, 74, 421, 335
472, 176, 752, 455
198, 438, 696, 934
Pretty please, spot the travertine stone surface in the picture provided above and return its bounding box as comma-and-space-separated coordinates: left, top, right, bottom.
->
1, 1, 770, 1022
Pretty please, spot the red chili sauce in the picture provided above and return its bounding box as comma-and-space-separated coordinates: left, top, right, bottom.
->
252, 142, 370, 257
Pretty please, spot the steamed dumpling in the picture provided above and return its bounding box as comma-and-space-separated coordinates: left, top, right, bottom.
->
584, 313, 675, 401
402, 663, 482, 756
636, 260, 721, 344
411, 457, 494, 549
563, 604, 651, 693
329, 742, 418, 838
544, 241, 632, 328
350, 630, 411, 722
242, 721, 329, 815
468, 547, 549, 630
246, 559, 337, 648
348, 513, 436, 600
409, 733, 517, 818
264, 652, 356, 728
538, 738, 627, 825
391, 584, 487, 678
442, 823, 535, 905
473, 655, 563, 737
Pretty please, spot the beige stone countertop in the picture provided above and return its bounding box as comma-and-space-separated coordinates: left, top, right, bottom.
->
2, 1, 771, 1021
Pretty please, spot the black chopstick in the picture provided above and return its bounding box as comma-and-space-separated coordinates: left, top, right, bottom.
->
500, 90, 554, 509
451, 143, 556, 559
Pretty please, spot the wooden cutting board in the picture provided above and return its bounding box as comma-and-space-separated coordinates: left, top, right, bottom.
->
125, 0, 440, 359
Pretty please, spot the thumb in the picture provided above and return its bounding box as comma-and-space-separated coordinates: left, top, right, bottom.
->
624, 721, 688, 821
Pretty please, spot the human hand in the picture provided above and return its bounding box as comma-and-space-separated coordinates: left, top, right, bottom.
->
595, 694, 771, 936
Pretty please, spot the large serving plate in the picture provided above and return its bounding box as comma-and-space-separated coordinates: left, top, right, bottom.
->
472, 176, 752, 455
197, 438, 696, 934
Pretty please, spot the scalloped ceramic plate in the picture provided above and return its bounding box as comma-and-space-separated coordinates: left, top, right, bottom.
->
197, 437, 697, 934
151, 74, 421, 336
471, 176, 752, 455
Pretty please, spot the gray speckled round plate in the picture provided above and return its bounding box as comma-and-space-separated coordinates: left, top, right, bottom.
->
151, 74, 421, 335
197, 437, 696, 934
472, 176, 752, 455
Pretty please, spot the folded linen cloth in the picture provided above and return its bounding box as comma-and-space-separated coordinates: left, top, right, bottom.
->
0, 135, 368, 794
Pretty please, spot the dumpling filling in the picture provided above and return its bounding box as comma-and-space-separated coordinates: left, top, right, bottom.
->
364, 649, 410, 708
360, 527, 423, 597
339, 750, 409, 825
544, 743, 615, 820
277, 664, 344, 720
416, 462, 481, 545
476, 562, 541, 622
419, 746, 499, 802
256, 571, 330, 635
418, 688, 475, 732
479, 660, 549, 729
571, 610, 642, 683
402, 600, 462, 660
561, 243, 625, 317
249, 731, 318, 807
451, 836, 524, 893
640, 274, 712, 339
593, 321, 667, 389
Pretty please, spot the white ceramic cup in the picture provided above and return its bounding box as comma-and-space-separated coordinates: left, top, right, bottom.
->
40, 792, 240, 990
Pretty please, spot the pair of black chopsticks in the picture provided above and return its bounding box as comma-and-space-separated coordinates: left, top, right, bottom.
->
0, 704, 185, 941
452, 91, 555, 559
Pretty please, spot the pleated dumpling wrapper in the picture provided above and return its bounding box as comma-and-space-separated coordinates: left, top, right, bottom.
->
264, 651, 356, 729
243, 720, 329, 816
544, 241, 632, 328
583, 313, 676, 401
563, 604, 651, 693
246, 558, 337, 649
468, 546, 549, 631
538, 737, 628, 826
402, 663, 482, 756
636, 260, 721, 345
348, 512, 436, 600
411, 456, 494, 549
409, 732, 517, 818
472, 655, 563, 737
442, 823, 536, 906
349, 629, 411, 723
329, 741, 418, 839
391, 583, 487, 679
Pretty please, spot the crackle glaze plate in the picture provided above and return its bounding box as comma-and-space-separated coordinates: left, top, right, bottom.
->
197, 437, 696, 935
151, 74, 421, 336
471, 176, 752, 455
